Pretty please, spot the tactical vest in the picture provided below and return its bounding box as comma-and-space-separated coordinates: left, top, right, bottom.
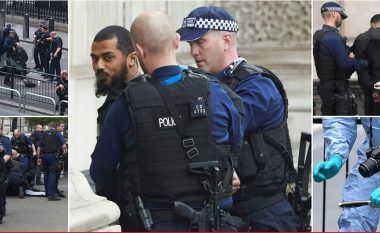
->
40, 130, 60, 153
11, 135, 30, 154
186, 66, 244, 121
313, 27, 353, 82
224, 63, 295, 208
119, 71, 232, 207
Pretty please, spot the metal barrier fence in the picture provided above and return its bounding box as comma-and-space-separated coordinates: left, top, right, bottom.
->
0, 65, 61, 114
23, 92, 55, 115
0, 86, 21, 112
0, 1, 68, 23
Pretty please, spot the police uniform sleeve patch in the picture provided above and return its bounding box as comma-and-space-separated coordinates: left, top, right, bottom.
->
190, 99, 208, 118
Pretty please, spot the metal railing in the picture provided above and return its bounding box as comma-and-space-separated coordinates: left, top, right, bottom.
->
0, 65, 60, 113
23, 92, 56, 115
0, 86, 21, 112
0, 1, 68, 23
58, 100, 68, 116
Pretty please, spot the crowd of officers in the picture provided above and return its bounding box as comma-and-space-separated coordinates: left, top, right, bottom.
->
0, 121, 67, 224
89, 6, 306, 232
0, 22, 63, 84
32, 22, 63, 81
314, 2, 380, 115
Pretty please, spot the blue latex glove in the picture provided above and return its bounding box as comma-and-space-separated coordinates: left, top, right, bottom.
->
370, 187, 380, 207
313, 154, 343, 182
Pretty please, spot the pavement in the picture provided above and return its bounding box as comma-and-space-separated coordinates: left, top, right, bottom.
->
0, 174, 68, 231
0, 21, 68, 115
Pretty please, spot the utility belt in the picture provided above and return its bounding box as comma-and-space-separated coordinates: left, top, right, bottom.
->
319, 80, 357, 115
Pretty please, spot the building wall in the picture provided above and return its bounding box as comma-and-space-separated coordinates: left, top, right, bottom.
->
70, 1, 311, 171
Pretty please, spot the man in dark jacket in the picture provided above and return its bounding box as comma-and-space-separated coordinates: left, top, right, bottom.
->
352, 14, 380, 115
56, 70, 69, 115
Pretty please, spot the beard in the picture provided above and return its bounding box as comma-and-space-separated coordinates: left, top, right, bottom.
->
95, 64, 128, 97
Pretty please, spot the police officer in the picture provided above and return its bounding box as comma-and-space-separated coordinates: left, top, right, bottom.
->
33, 23, 45, 70
351, 14, 380, 115
55, 121, 66, 198
313, 2, 368, 115
177, 6, 299, 231
29, 125, 44, 185
56, 70, 69, 115
90, 11, 243, 231
39, 25, 51, 77
11, 129, 36, 187
91, 25, 141, 133
0, 127, 11, 224
48, 31, 63, 81
38, 122, 66, 201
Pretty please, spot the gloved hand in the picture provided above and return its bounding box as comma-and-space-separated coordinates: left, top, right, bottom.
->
313, 154, 343, 182
370, 187, 380, 207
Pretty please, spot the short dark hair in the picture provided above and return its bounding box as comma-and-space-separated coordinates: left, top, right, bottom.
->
93, 25, 134, 56
370, 14, 380, 24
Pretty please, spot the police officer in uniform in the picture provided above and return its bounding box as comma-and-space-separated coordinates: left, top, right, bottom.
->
29, 125, 44, 185
91, 25, 141, 133
0, 127, 11, 224
351, 14, 380, 115
178, 6, 299, 231
39, 25, 51, 76
90, 11, 243, 231
11, 129, 36, 186
48, 31, 63, 81
33, 23, 45, 70
313, 2, 367, 115
38, 122, 66, 201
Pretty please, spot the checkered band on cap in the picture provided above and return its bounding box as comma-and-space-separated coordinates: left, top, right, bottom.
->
182, 17, 239, 32
325, 6, 343, 12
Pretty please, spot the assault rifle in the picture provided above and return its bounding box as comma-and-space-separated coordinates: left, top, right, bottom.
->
287, 132, 312, 231
175, 161, 223, 231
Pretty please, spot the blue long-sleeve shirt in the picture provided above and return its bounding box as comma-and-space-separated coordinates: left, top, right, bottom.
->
318, 24, 367, 71
216, 62, 284, 134
91, 65, 243, 190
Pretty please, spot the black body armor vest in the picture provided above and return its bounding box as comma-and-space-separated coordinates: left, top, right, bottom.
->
40, 131, 60, 153
224, 63, 295, 210
11, 134, 30, 154
313, 27, 353, 82
116, 71, 233, 230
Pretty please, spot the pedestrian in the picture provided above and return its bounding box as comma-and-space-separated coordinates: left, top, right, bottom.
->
313, 117, 380, 231
351, 14, 380, 115
90, 25, 141, 133
178, 5, 299, 231
49, 31, 63, 81
90, 10, 243, 231
55, 70, 68, 115
0, 127, 12, 224
37, 122, 67, 201
313, 2, 367, 115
